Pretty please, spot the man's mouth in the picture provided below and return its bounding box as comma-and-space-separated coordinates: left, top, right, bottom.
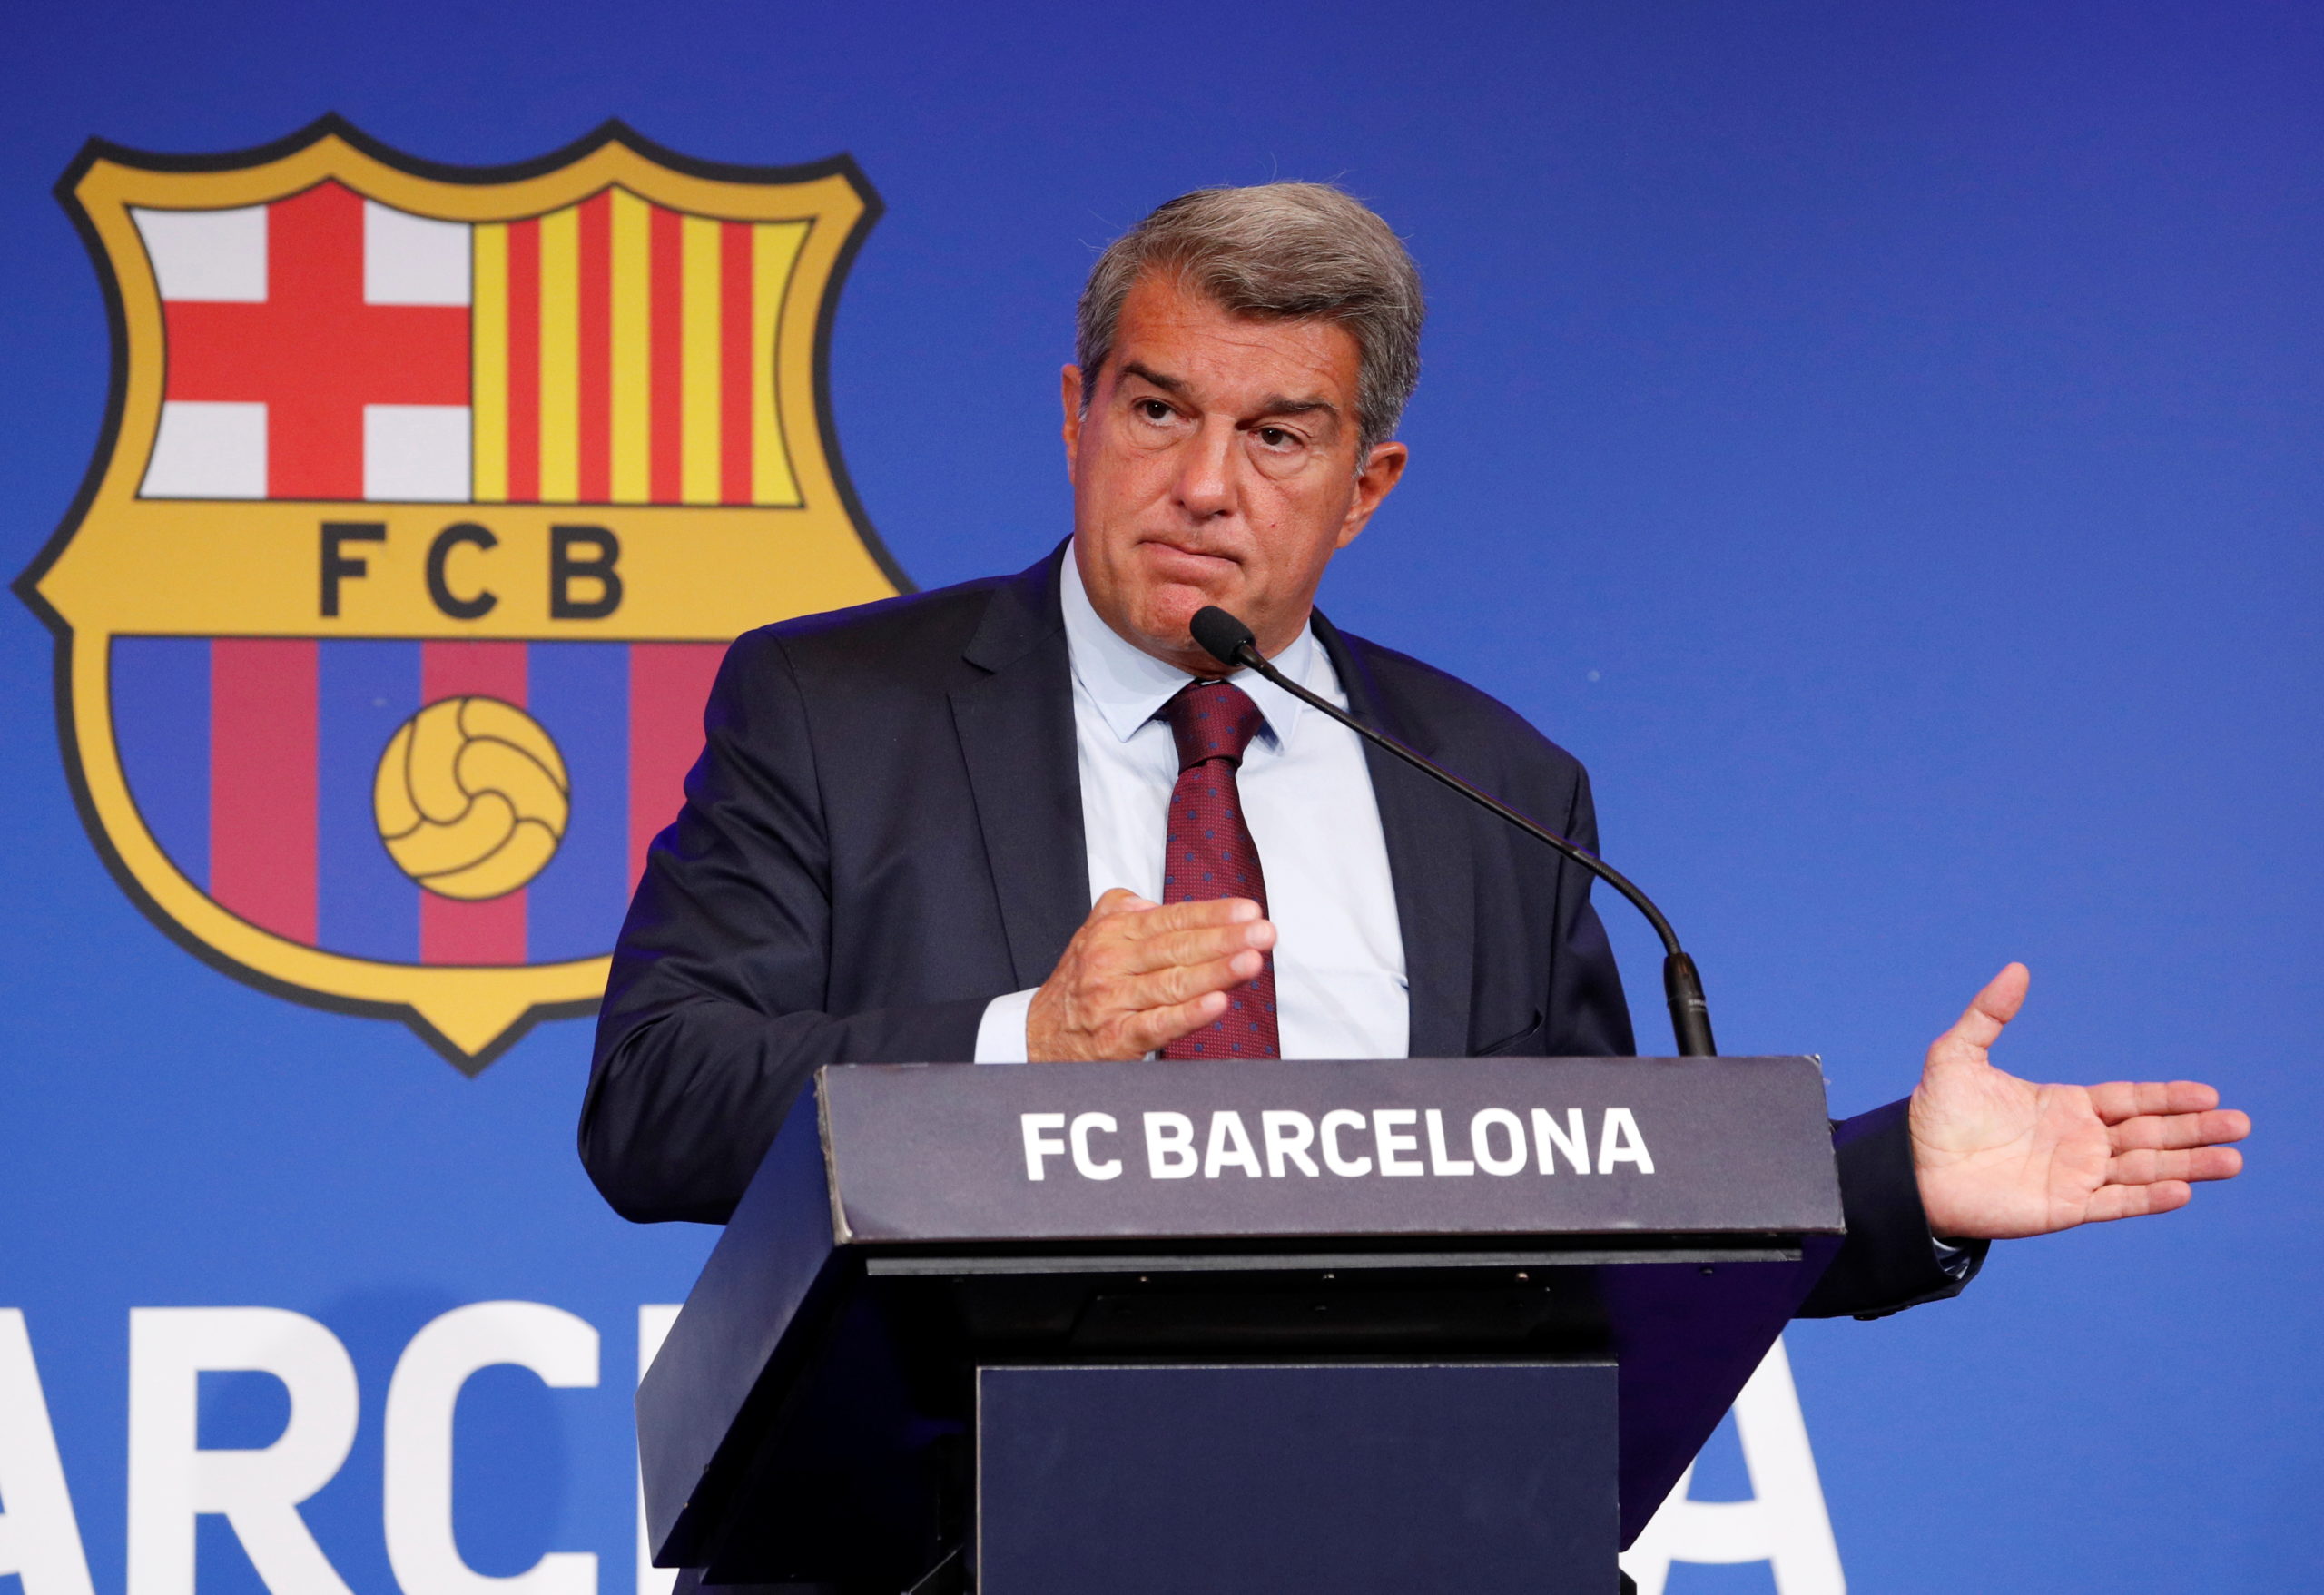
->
1136, 537, 1239, 575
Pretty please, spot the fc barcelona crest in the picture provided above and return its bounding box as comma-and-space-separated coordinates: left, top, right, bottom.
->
15, 117, 907, 1069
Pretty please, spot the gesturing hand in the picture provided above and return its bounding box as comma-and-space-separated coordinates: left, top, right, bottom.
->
1026, 889, 1275, 1062
1910, 963, 2250, 1241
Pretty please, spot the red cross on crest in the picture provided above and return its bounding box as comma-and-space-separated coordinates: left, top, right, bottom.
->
17, 119, 909, 1068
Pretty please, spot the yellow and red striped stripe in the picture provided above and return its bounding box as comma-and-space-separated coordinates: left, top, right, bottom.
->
471, 187, 807, 507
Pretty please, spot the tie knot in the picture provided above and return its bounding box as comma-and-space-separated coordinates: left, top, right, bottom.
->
1160, 679, 1266, 773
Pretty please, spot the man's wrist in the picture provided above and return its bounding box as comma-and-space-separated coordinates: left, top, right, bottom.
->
975, 989, 1038, 1063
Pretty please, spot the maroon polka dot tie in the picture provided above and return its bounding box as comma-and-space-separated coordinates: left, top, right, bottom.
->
1158, 679, 1280, 1060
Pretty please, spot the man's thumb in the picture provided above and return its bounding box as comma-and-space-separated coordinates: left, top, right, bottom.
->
1937, 962, 2030, 1059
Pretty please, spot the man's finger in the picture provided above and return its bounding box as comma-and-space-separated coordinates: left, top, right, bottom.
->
1118, 989, 1231, 1055
1118, 896, 1265, 938
2106, 1146, 2244, 1186
1932, 962, 2030, 1058
2107, 1108, 2250, 1153
2082, 1181, 2193, 1224
1090, 887, 1157, 918
1113, 920, 1275, 977
2088, 1079, 2222, 1122
1119, 950, 1265, 1011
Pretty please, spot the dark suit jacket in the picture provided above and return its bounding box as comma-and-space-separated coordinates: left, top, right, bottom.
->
584, 545, 1984, 1318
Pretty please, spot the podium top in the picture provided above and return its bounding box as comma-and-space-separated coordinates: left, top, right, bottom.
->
639, 1055, 1846, 1578
819, 1054, 1843, 1250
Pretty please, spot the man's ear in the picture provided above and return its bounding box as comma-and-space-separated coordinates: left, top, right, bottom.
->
1060, 365, 1086, 483
1335, 439, 1410, 549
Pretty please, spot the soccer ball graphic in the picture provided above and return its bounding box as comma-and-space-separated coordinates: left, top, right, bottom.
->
373, 697, 570, 900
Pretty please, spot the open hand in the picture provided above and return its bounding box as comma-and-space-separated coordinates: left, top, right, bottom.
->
1026, 889, 1275, 1061
1909, 963, 2249, 1240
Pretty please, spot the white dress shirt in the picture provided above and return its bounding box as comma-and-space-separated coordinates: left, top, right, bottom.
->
974, 550, 1409, 1060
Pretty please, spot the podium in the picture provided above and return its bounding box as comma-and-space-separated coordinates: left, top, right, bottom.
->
637, 1056, 1845, 1594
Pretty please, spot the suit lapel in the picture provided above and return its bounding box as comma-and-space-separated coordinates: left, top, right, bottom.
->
950, 546, 1091, 989
1314, 615, 1476, 1059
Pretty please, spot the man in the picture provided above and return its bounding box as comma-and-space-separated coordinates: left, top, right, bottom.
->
583, 184, 2246, 1317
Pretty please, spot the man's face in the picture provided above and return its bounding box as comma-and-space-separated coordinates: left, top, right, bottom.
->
1062, 270, 1407, 674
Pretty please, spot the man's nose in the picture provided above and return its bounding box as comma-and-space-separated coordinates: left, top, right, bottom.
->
1171, 419, 1238, 520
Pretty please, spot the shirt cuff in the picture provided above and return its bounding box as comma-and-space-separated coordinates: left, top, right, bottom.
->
975, 989, 1038, 1063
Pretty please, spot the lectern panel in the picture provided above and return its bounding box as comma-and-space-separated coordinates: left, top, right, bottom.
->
977, 1362, 1618, 1595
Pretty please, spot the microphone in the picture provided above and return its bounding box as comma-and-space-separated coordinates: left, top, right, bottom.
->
1189, 605, 1717, 1058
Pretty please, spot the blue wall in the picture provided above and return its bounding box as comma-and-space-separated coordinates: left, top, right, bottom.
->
3, 4, 2317, 1590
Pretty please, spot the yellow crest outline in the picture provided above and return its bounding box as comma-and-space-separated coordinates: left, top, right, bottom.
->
15, 117, 905, 1069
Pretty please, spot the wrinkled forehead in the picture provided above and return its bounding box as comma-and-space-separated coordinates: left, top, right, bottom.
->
1101, 271, 1362, 411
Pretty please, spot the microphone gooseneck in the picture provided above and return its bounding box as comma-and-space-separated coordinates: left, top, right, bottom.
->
1188, 605, 1717, 1058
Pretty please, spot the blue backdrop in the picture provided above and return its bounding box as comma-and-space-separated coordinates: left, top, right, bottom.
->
3, 4, 2317, 1591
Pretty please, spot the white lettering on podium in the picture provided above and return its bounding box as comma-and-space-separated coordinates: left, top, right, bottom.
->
1262, 1110, 1321, 1177
1425, 1109, 1477, 1176
1321, 1110, 1372, 1176
1028, 1107, 1658, 1182
1019, 1112, 1068, 1180
1373, 1108, 1424, 1176
1143, 1112, 1198, 1177
1204, 1111, 1264, 1178
1620, 1337, 1846, 1595
1471, 1108, 1529, 1176
1069, 1112, 1122, 1179
1532, 1108, 1592, 1174
1598, 1107, 1656, 1174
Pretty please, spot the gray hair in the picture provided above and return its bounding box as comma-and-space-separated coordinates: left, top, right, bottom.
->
1075, 182, 1425, 455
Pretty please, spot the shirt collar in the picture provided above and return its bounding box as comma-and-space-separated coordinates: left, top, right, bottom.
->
1059, 541, 1320, 748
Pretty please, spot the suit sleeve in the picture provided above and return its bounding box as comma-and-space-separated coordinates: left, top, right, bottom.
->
579, 632, 986, 1225
1541, 760, 1987, 1320
1797, 1098, 1990, 1318
1541, 764, 1639, 1058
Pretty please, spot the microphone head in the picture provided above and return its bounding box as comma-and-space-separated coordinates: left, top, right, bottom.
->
1189, 606, 1257, 670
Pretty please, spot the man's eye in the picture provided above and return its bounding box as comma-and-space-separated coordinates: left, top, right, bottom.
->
1136, 399, 1174, 422
1256, 427, 1298, 448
